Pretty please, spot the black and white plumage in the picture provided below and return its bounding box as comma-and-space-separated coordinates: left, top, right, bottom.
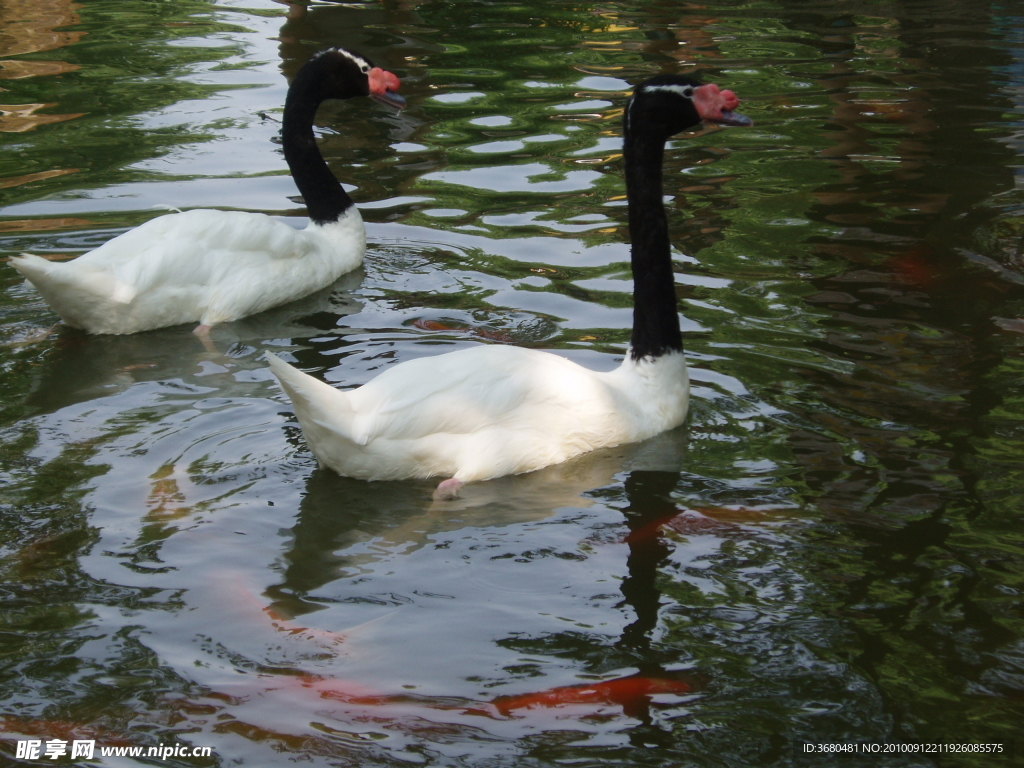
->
10, 48, 404, 336
267, 75, 751, 495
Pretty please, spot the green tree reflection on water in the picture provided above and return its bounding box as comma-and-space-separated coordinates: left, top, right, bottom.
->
0, 0, 1023, 765
0, 1, 251, 209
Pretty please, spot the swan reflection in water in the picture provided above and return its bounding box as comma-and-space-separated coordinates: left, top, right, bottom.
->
17, 271, 364, 417
155, 434, 722, 742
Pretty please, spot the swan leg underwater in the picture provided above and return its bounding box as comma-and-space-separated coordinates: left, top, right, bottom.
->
267, 75, 752, 496
9, 47, 404, 336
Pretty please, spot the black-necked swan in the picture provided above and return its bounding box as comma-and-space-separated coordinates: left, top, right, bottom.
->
9, 47, 404, 336
267, 75, 751, 498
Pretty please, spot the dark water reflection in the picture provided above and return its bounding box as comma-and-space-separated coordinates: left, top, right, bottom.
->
2, 0, 1024, 765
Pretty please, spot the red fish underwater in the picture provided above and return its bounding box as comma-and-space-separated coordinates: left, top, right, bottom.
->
488, 673, 692, 716
623, 505, 792, 545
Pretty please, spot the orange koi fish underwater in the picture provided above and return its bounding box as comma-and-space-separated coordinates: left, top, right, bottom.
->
412, 317, 516, 343
487, 673, 692, 716
210, 568, 394, 649
890, 246, 938, 287
623, 505, 793, 545
178, 573, 695, 732
179, 670, 692, 722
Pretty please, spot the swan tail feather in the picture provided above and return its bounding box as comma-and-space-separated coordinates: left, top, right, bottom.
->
10, 253, 56, 284
11, 253, 137, 305
265, 352, 363, 444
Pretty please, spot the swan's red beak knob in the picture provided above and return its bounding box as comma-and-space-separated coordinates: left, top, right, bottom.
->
693, 83, 752, 127
368, 67, 405, 110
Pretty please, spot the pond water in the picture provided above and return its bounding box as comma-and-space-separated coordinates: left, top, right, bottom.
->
2, 0, 1024, 766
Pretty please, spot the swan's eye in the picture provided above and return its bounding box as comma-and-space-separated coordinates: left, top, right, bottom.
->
334, 48, 371, 74
637, 84, 696, 101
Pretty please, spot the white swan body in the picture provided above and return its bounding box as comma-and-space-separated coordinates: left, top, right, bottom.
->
11, 208, 364, 335
267, 346, 688, 482
268, 75, 750, 489
10, 48, 402, 335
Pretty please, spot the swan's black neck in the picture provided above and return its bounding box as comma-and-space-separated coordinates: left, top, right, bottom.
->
624, 103, 684, 362
282, 57, 356, 226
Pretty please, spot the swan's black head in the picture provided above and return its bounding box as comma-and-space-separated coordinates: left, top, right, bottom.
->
626, 74, 751, 139
297, 48, 405, 110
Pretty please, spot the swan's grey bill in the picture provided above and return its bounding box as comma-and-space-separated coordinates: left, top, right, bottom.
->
714, 109, 753, 127
372, 91, 407, 110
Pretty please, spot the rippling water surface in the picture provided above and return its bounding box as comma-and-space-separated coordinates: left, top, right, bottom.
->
2, 1, 1024, 766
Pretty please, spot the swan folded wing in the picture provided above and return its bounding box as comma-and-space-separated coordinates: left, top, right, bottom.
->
147, 210, 304, 255
23, 211, 345, 321
346, 346, 619, 445
200, 240, 340, 323
83, 212, 321, 304
348, 370, 528, 445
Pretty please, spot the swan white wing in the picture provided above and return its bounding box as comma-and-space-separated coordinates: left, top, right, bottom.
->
77, 211, 322, 288
346, 345, 621, 445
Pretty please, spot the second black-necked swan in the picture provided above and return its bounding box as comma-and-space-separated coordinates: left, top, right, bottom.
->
267, 75, 751, 497
10, 47, 404, 336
